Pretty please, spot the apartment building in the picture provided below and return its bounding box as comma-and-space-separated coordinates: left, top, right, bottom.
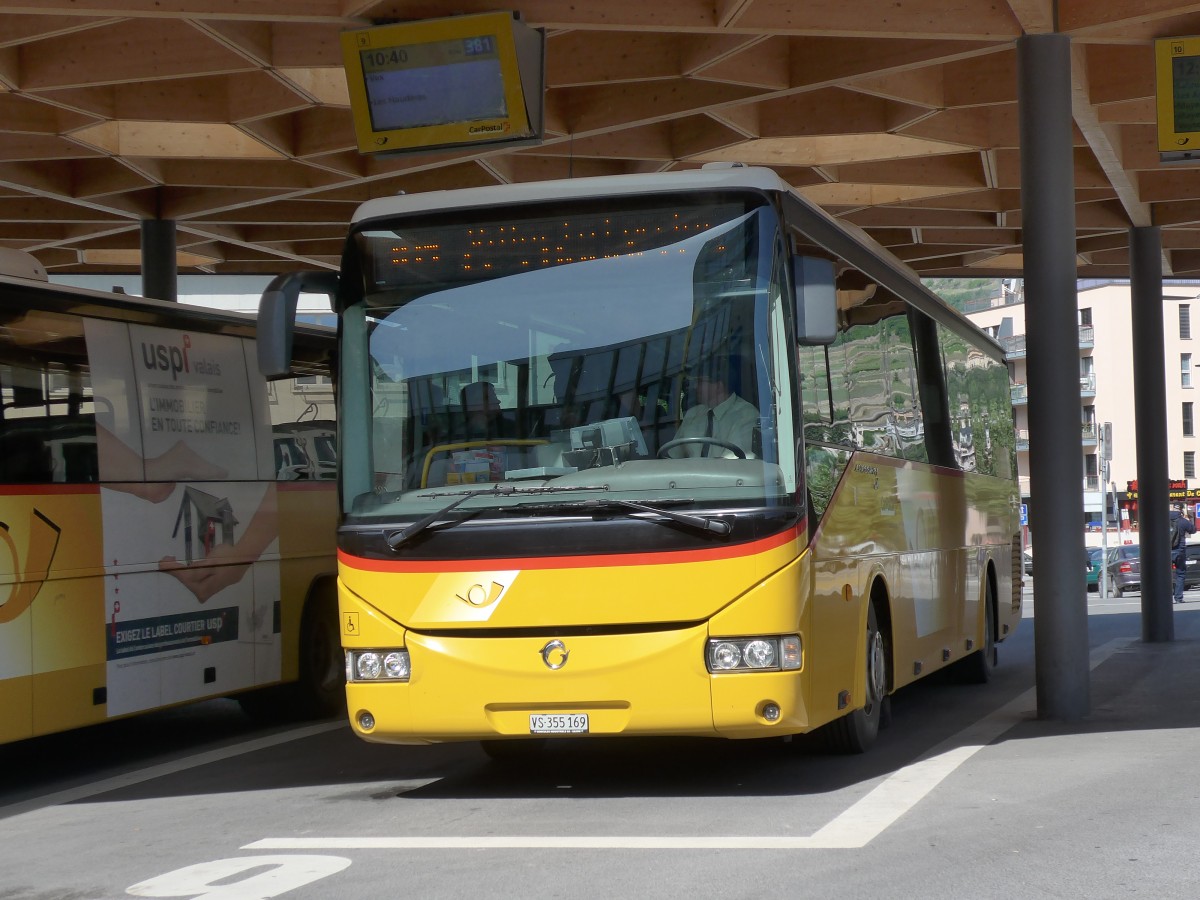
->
965, 280, 1200, 530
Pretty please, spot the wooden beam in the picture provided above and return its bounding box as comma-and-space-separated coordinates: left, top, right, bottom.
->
756, 88, 897, 137
731, 0, 1023, 39
1071, 43, 1150, 227
533, 124, 676, 160
789, 37, 1000, 91
1153, 199, 1200, 227
1059, 1, 1200, 35
828, 151, 988, 188
0, 14, 121, 48
899, 107, 996, 148
1003, 0, 1056, 34
17, 19, 255, 91
71, 158, 156, 198
0, 2, 354, 25
841, 206, 998, 228
1138, 169, 1200, 203
693, 37, 788, 89
849, 66, 945, 108
1082, 44, 1153, 106
562, 79, 765, 135
941, 50, 1018, 108
547, 33, 680, 87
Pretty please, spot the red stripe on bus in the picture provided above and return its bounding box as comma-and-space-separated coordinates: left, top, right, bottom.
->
0, 483, 100, 496
340, 523, 804, 573
277, 481, 336, 492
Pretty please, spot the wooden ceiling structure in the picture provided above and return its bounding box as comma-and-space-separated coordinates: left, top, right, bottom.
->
5, 1, 1200, 278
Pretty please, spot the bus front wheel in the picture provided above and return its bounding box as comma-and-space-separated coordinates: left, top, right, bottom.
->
824, 601, 888, 754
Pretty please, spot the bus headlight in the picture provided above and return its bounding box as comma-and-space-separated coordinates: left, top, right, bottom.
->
383, 651, 410, 679
346, 649, 410, 682
706, 636, 801, 673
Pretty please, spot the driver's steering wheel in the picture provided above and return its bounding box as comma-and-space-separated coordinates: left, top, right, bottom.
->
657, 437, 746, 459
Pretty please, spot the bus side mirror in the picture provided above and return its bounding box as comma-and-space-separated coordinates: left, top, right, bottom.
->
793, 256, 837, 346
257, 272, 339, 379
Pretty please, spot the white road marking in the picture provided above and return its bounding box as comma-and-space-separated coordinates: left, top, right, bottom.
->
246, 638, 1134, 852
0, 719, 347, 819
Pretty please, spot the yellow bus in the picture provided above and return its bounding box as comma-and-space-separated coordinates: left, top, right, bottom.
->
0, 258, 340, 745
260, 165, 1021, 754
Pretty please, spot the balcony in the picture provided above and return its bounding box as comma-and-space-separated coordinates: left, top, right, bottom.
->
1001, 335, 1025, 359
1008, 376, 1096, 406
999, 325, 1092, 359
1015, 425, 1097, 451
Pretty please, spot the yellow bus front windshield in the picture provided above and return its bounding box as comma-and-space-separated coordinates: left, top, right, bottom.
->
340, 194, 800, 526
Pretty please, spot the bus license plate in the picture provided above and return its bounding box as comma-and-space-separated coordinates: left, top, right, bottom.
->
529, 713, 589, 734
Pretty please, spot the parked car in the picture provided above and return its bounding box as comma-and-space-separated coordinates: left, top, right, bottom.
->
1023, 547, 1096, 586
1185, 542, 1200, 590
1106, 544, 1140, 597
1087, 547, 1103, 591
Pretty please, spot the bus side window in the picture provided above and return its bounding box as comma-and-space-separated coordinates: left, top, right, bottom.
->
267, 374, 336, 482
51, 422, 99, 483
0, 320, 95, 484
0, 429, 53, 483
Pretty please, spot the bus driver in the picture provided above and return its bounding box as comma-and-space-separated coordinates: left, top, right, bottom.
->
671, 355, 758, 458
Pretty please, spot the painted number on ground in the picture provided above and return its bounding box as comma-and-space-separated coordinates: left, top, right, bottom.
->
126, 855, 350, 899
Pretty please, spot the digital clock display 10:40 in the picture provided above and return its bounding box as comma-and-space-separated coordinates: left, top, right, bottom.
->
360, 34, 499, 75
341, 11, 543, 155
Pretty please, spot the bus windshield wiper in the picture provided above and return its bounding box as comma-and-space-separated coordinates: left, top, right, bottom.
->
386, 483, 608, 550
510, 498, 731, 537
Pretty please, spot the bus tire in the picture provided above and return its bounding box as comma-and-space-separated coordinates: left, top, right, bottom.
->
960, 578, 997, 684
237, 583, 344, 722
824, 601, 887, 754
293, 586, 345, 718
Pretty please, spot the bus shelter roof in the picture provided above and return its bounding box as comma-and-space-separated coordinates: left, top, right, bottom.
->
0, 1, 1195, 280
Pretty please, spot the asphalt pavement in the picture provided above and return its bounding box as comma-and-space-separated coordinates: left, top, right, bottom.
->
3, 580, 1200, 899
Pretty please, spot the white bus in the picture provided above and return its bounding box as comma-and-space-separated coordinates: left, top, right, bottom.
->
0, 258, 340, 744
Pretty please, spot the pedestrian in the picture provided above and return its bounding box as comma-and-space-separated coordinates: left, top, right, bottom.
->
1170, 504, 1195, 603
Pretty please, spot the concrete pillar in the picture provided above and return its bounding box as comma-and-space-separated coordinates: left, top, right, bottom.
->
1017, 33, 1091, 719
141, 218, 178, 302
1129, 226, 1173, 641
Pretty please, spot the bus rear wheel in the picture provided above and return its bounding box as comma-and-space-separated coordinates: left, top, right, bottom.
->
294, 589, 345, 717
824, 601, 888, 754
237, 587, 344, 721
960, 581, 997, 684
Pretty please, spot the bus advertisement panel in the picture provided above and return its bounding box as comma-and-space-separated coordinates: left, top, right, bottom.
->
89, 319, 277, 716
0, 277, 339, 744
